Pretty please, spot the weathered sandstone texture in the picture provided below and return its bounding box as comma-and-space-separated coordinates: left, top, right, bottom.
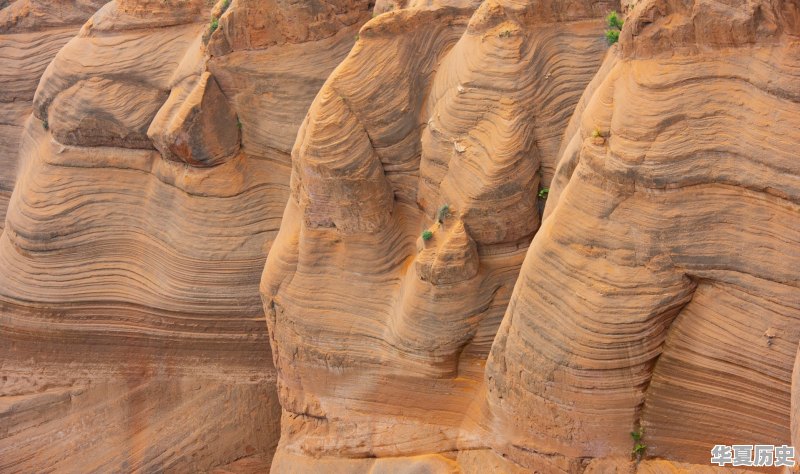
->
0, 0, 372, 471
261, 0, 619, 467
0, 0, 109, 230
262, 0, 799, 471
485, 0, 800, 471
2, 0, 797, 470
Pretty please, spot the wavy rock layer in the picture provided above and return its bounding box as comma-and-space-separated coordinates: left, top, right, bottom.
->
485, 0, 800, 470
261, 0, 617, 466
0, 0, 108, 230
0, 0, 372, 470
0, 373, 280, 473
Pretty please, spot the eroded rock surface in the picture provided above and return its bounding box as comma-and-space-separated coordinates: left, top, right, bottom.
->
261, 0, 617, 466
2, 0, 797, 470
0, 0, 109, 230
262, 0, 799, 471
0, 0, 372, 470
485, 0, 800, 470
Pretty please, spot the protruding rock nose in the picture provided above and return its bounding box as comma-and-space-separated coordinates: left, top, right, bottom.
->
416, 219, 479, 285
148, 71, 240, 167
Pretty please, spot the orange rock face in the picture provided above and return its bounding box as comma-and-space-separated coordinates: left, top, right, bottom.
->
485, 0, 800, 470
0, 0, 109, 230
0, 0, 372, 471
262, 0, 799, 471
261, 0, 618, 466
2, 0, 798, 471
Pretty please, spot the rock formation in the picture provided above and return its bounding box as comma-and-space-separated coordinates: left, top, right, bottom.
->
486, 0, 800, 471
2, 0, 798, 470
261, 0, 620, 469
263, 0, 800, 471
0, 0, 109, 229
0, 0, 372, 471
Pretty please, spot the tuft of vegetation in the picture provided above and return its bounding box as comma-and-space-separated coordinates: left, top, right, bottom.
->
437, 204, 450, 223
605, 11, 623, 45
42, 119, 49, 131
631, 428, 646, 460
607, 11, 624, 30
206, 0, 229, 36
421, 230, 433, 241
605, 29, 620, 45
538, 187, 549, 200
592, 127, 603, 139
237, 118, 242, 130
354, 33, 359, 41
632, 442, 647, 459
499, 29, 512, 38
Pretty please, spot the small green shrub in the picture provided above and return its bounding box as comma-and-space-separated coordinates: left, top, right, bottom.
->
538, 187, 549, 199
421, 230, 433, 241
437, 204, 450, 223
591, 127, 603, 139
42, 119, 49, 130
499, 29, 512, 38
237, 118, 242, 130
220, 0, 231, 13
605, 29, 620, 45
607, 11, 624, 30
631, 428, 646, 460
210, 17, 219, 33
605, 11, 623, 45
632, 442, 647, 458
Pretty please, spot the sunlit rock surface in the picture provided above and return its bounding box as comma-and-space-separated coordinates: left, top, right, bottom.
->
0, 0, 109, 229
485, 0, 800, 470
1, 0, 797, 470
261, 0, 618, 468
0, 0, 372, 470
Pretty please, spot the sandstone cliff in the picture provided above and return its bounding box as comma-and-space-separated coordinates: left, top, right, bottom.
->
261, 0, 620, 469
1, 0, 798, 471
0, 0, 372, 471
263, 0, 800, 471
485, 0, 800, 470
0, 0, 109, 229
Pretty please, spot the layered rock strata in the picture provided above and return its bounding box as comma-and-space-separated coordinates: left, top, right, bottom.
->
485, 0, 800, 470
261, 0, 618, 466
0, 0, 109, 229
0, 0, 372, 470
2, 0, 797, 470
